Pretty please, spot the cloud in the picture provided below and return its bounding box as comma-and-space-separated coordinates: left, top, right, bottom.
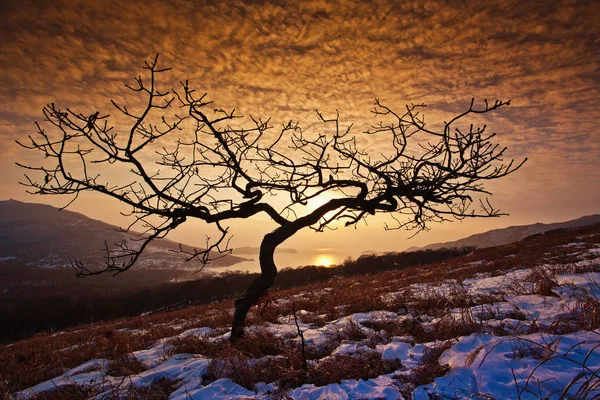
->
1, 0, 599, 247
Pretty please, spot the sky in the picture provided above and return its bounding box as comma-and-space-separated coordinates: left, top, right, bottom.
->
1, 0, 599, 253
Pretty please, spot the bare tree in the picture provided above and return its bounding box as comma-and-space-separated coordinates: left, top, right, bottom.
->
17, 56, 526, 340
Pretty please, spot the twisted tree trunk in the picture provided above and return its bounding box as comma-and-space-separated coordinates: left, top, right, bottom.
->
230, 226, 293, 341
229, 201, 349, 341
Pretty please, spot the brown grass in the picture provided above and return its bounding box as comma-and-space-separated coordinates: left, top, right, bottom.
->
527, 266, 559, 296
396, 341, 452, 397
571, 281, 600, 330
234, 328, 287, 358
27, 384, 95, 400
3, 223, 599, 395
98, 377, 178, 400
295, 310, 329, 327
430, 309, 482, 341
207, 349, 402, 391
120, 378, 177, 400
166, 327, 288, 361
106, 354, 146, 377
165, 335, 222, 358
311, 353, 402, 386
207, 347, 256, 389
0, 300, 238, 394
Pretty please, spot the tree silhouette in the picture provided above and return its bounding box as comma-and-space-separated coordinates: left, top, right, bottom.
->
17, 56, 526, 340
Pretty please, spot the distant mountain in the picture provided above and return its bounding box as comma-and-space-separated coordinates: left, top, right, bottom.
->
362, 250, 383, 255
0, 200, 247, 270
405, 214, 600, 252
232, 246, 298, 254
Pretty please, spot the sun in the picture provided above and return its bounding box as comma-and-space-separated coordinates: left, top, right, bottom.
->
314, 254, 335, 267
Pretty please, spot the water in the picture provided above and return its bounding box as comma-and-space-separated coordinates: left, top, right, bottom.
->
207, 250, 363, 274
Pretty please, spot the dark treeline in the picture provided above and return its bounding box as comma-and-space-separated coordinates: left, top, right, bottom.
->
1, 247, 473, 343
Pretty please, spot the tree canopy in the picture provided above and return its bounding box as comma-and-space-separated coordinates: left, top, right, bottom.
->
18, 56, 526, 339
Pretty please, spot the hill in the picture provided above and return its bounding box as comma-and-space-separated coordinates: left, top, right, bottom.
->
0, 199, 246, 270
405, 214, 600, 251
232, 246, 298, 254
3, 222, 600, 399
0, 200, 250, 342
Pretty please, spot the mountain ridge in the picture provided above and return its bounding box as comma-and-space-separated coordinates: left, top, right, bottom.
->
404, 214, 600, 252
0, 199, 246, 270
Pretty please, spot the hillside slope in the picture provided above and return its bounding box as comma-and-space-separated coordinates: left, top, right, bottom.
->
4, 222, 600, 399
0, 199, 246, 270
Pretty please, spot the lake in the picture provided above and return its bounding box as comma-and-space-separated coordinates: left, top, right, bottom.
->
207, 250, 364, 274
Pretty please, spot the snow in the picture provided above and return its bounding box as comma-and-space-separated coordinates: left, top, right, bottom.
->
330, 341, 373, 356
377, 341, 413, 361
177, 326, 216, 338
414, 331, 600, 399
292, 383, 350, 399
12, 243, 600, 400
556, 272, 600, 287
16, 359, 109, 398
171, 378, 255, 399
129, 337, 174, 368
505, 295, 569, 323
291, 377, 405, 400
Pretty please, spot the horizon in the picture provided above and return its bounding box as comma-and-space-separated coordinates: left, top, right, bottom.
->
1, 0, 599, 254
2, 197, 598, 255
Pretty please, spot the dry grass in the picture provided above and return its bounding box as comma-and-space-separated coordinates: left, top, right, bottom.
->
3, 223, 599, 395
367, 316, 427, 344
409, 363, 451, 386
294, 311, 329, 328
27, 384, 95, 400
207, 347, 256, 390
119, 378, 177, 400
97, 377, 178, 400
0, 299, 241, 394
0, 329, 147, 394
571, 280, 600, 331
430, 309, 482, 341
525, 266, 559, 296
335, 320, 368, 342
396, 341, 453, 397
537, 278, 600, 335
312, 353, 402, 387
165, 335, 222, 358
361, 315, 419, 344
234, 329, 287, 358
207, 348, 402, 391
301, 339, 339, 361
106, 354, 146, 377
166, 327, 288, 361
509, 339, 556, 361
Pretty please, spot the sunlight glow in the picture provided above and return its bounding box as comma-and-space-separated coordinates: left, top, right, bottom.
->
306, 193, 333, 211
304, 192, 342, 226
314, 254, 335, 267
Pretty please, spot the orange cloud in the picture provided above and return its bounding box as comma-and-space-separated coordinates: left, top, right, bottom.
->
1, 0, 599, 249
